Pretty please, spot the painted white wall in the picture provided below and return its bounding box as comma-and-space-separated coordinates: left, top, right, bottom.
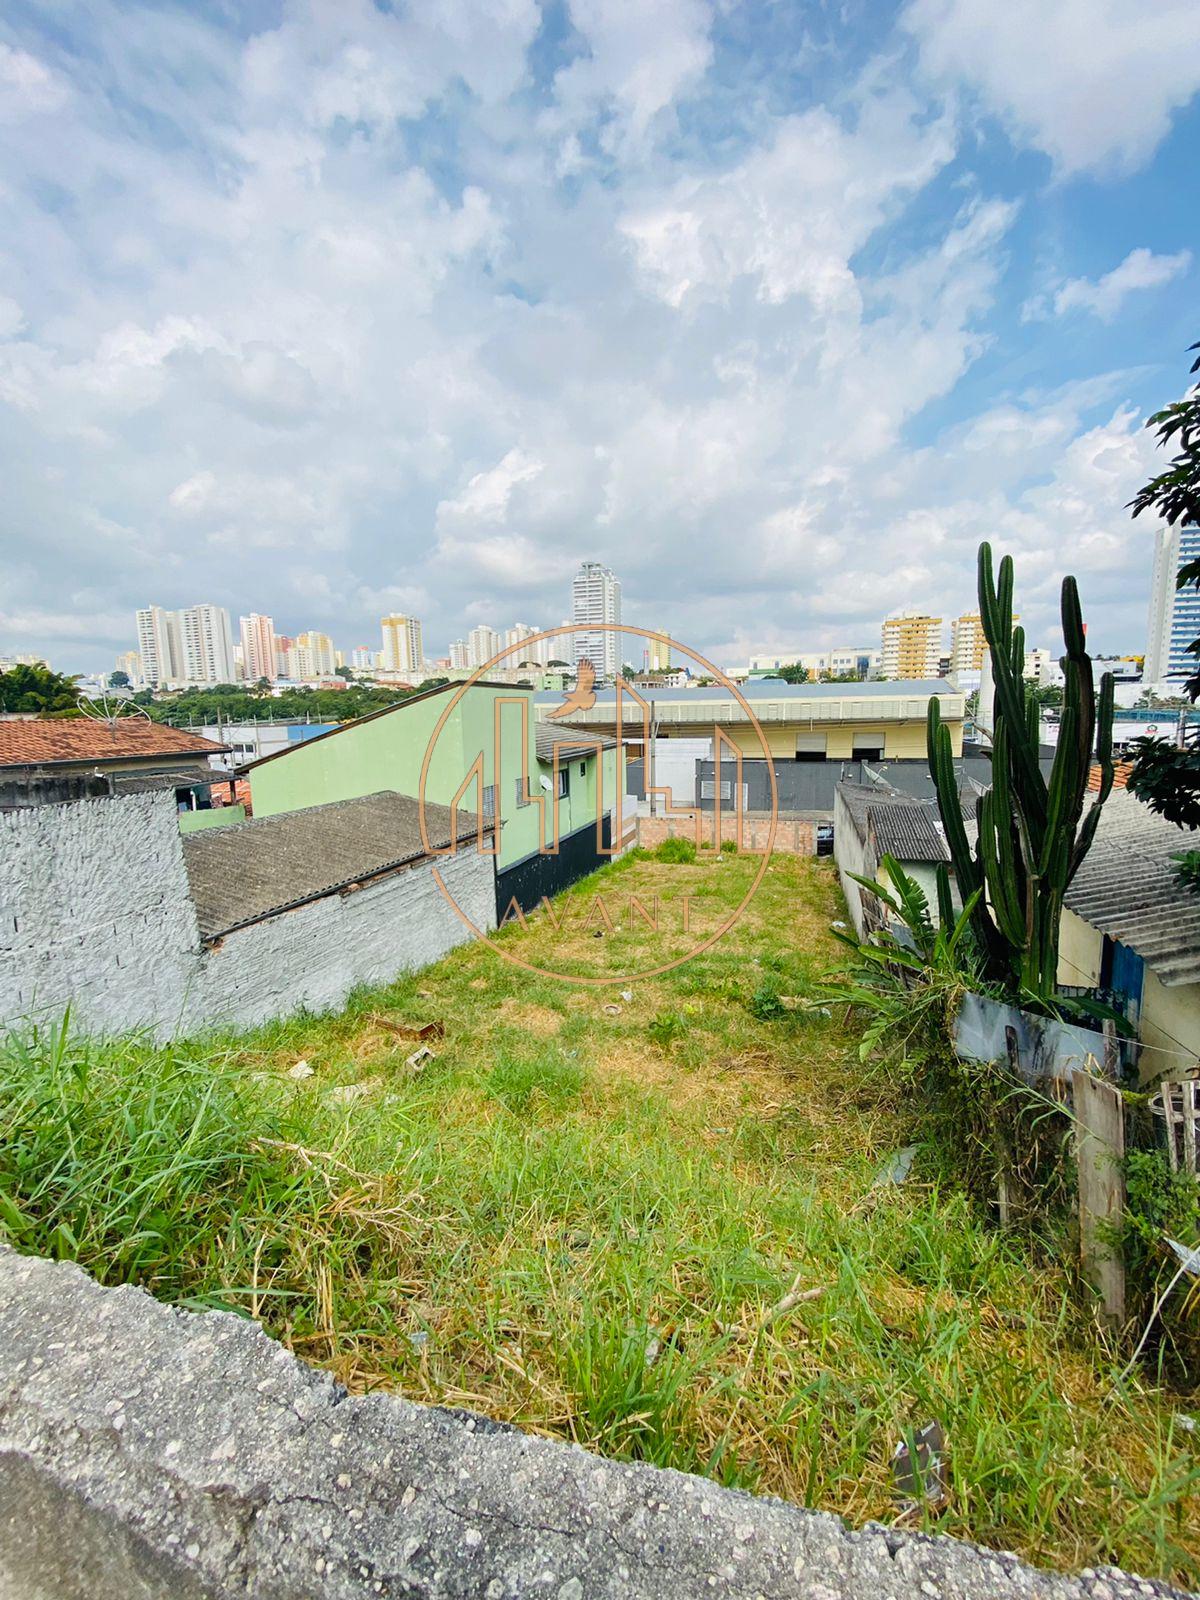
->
1, 792, 494, 1040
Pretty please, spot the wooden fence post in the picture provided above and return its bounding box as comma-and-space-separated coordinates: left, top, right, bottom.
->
1071, 1068, 1126, 1325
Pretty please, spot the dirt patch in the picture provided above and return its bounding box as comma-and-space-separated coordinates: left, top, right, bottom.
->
496, 999, 564, 1037
589, 1038, 794, 1118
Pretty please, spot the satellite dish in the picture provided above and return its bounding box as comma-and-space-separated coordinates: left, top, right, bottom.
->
539, 774, 553, 793
77, 690, 152, 730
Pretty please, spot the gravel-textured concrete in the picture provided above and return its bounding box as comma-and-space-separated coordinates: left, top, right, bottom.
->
0, 1248, 1192, 1600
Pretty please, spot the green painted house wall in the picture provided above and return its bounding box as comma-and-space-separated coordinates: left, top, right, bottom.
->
248, 684, 617, 874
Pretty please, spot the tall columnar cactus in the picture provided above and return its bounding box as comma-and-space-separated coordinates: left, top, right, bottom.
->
927, 543, 1115, 1001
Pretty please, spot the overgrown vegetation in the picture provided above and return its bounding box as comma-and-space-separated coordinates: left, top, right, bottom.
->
928, 541, 1114, 1007
2, 852, 1198, 1583
1128, 339, 1200, 820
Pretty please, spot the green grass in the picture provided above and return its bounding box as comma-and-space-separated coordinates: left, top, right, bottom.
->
1, 852, 1198, 1584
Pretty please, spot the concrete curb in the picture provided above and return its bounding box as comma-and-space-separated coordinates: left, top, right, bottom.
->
0, 1248, 1191, 1599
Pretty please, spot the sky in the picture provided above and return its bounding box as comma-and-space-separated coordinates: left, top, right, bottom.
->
1, 0, 1198, 675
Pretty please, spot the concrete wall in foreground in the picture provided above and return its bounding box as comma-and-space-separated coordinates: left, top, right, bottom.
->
0, 792, 202, 1036
0, 793, 494, 1040
0, 1247, 1186, 1600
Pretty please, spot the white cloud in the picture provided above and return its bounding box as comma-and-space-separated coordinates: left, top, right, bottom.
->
0, 43, 67, 122
1028, 247, 1193, 322
0, 3, 1181, 671
620, 92, 956, 309
552, 0, 714, 154
905, 0, 1200, 174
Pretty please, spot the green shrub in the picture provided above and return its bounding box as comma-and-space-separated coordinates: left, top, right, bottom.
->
655, 837, 696, 864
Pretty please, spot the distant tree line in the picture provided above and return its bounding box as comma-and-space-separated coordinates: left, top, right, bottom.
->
141, 682, 413, 725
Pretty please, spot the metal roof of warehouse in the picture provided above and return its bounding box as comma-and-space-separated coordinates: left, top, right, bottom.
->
182, 790, 491, 941
1064, 790, 1200, 987
534, 678, 955, 705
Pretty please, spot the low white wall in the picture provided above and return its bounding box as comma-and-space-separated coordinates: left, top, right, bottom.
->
833, 788, 870, 937
188, 847, 494, 1033
0, 792, 495, 1039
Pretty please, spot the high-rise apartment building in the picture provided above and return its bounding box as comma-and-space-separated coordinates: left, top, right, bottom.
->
239, 613, 276, 682
949, 613, 992, 675
293, 631, 337, 680
135, 605, 181, 686
647, 632, 671, 671
504, 623, 540, 665
113, 650, 142, 684
178, 604, 236, 683
467, 625, 501, 669
351, 647, 376, 672
1145, 524, 1200, 682
381, 614, 424, 677
449, 639, 469, 670
571, 561, 621, 681
880, 610, 942, 679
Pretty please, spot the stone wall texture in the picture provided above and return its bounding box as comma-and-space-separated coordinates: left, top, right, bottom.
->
0, 1248, 1191, 1600
0, 792, 495, 1039
637, 812, 815, 854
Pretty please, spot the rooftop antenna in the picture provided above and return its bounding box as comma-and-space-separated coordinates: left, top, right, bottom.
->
77, 689, 152, 730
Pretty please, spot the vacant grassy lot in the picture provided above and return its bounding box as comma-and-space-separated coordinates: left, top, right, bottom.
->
2, 848, 1198, 1584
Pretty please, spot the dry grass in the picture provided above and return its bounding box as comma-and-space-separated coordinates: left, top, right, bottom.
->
3, 848, 1198, 1584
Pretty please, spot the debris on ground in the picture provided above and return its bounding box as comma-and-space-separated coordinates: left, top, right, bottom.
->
872, 1144, 920, 1188
327, 1082, 372, 1104
602, 1003, 622, 1015
287, 1060, 314, 1080
891, 1419, 949, 1510
406, 1045, 435, 1073
371, 1014, 445, 1042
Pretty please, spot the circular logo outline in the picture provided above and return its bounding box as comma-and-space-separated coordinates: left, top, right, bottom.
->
418, 623, 779, 986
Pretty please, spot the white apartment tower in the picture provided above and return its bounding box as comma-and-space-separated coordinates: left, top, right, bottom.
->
178, 604, 236, 683
293, 631, 337, 680
239, 613, 276, 682
449, 639, 469, 670
571, 561, 621, 681
467, 625, 501, 669
135, 605, 181, 686
504, 623, 541, 665
1146, 524, 1200, 682
381, 614, 424, 677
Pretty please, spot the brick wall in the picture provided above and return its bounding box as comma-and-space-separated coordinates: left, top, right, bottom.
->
637, 811, 815, 854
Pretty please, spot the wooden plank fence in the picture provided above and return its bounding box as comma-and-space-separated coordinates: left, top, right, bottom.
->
1149, 1077, 1200, 1180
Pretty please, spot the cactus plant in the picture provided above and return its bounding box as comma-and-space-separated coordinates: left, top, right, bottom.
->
927, 543, 1115, 1003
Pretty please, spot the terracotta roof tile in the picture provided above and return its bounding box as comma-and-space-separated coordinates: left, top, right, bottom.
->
0, 719, 229, 769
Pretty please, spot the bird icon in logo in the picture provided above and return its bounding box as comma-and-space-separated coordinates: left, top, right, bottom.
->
547, 657, 596, 720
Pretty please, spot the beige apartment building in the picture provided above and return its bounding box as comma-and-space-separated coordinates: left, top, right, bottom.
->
880, 610, 942, 679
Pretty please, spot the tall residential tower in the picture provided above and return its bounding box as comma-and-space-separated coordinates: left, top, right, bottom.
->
1145, 524, 1200, 683
880, 610, 942, 679
571, 561, 621, 681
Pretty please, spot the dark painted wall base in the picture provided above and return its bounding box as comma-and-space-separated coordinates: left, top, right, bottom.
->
496, 815, 614, 919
